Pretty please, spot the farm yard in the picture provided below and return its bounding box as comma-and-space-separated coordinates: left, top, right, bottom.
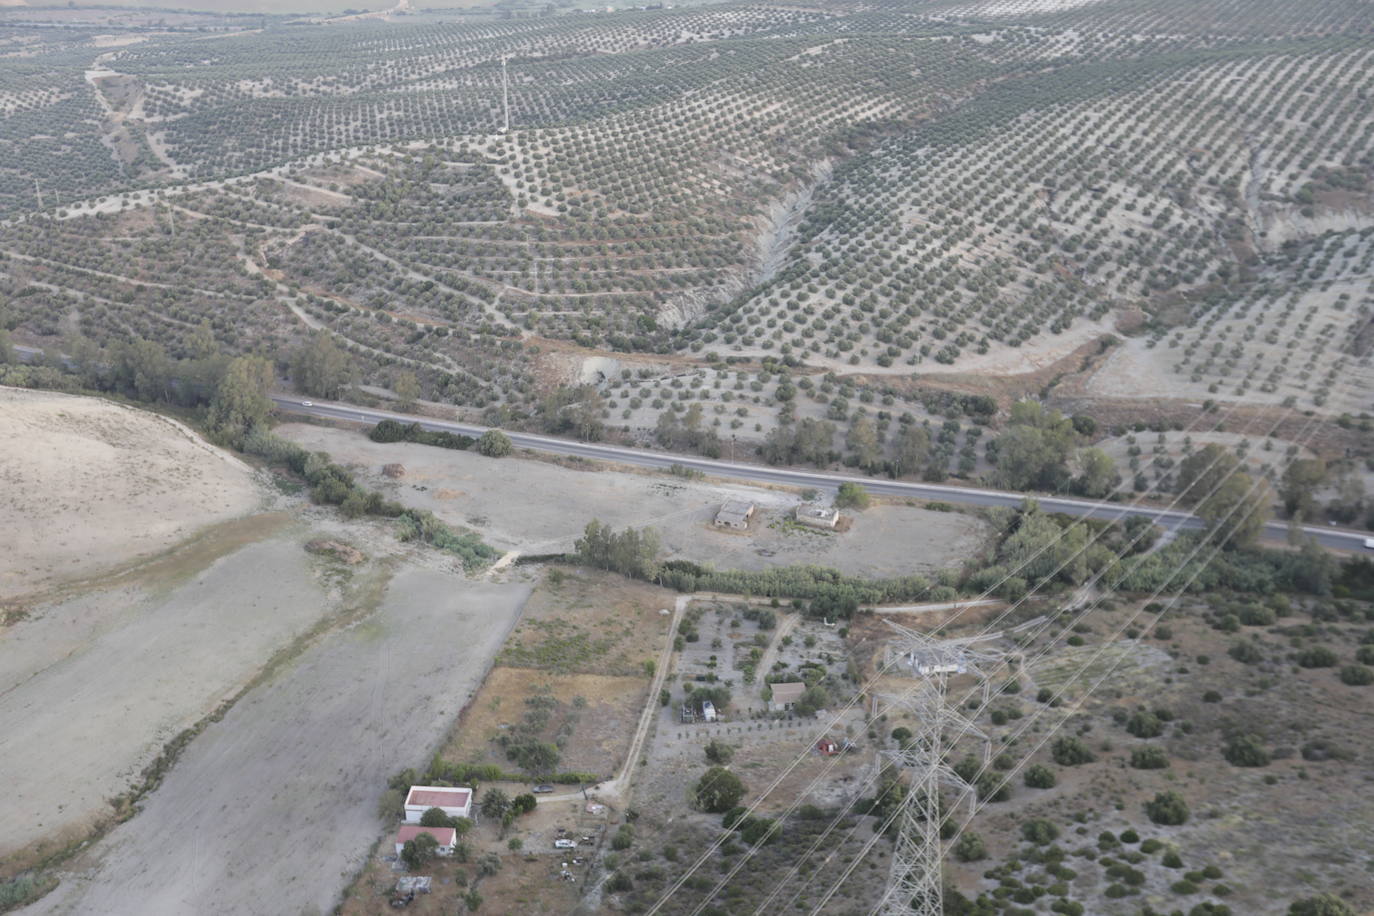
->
274, 421, 991, 574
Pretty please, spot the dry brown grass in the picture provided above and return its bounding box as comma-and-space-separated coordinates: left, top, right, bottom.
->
440, 668, 648, 778
497, 568, 677, 677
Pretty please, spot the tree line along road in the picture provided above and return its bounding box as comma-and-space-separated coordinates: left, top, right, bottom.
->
271, 395, 1369, 554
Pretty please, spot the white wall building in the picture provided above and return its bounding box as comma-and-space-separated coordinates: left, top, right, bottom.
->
395, 825, 458, 856
403, 785, 473, 824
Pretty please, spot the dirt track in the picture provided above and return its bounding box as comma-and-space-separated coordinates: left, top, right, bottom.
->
31, 568, 531, 916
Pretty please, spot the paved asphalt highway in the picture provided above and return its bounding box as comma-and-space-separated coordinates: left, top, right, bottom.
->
271, 396, 1371, 554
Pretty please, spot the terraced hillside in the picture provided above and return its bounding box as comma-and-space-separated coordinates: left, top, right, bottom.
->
1, 0, 1371, 433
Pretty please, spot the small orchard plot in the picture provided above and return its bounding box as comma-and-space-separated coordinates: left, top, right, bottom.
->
1092, 429, 1319, 501
674, 601, 763, 694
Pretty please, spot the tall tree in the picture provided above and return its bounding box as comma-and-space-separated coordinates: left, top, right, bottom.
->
208, 356, 273, 446
290, 331, 352, 399
393, 370, 421, 409
1280, 458, 1327, 519
187, 318, 218, 360
846, 415, 881, 470
893, 424, 930, 478
1197, 472, 1271, 548
1175, 443, 1240, 505
1074, 447, 1118, 498
991, 401, 1078, 492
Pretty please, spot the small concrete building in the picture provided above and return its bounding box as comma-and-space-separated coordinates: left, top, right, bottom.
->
395, 825, 458, 857
713, 500, 756, 530
394, 876, 432, 895
768, 681, 806, 712
403, 785, 473, 824
795, 504, 840, 529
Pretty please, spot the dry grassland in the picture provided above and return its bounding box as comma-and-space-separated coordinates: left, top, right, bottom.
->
441, 667, 647, 778
498, 569, 677, 677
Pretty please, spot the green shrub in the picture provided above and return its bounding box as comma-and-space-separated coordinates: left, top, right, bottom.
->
1338, 665, 1374, 686
1021, 818, 1059, 845
953, 832, 987, 862
1288, 893, 1356, 916
0, 874, 57, 910
1051, 736, 1095, 766
1296, 646, 1339, 668
739, 817, 778, 846
1130, 747, 1170, 769
476, 429, 514, 457
835, 481, 871, 510
1223, 734, 1271, 767
1145, 791, 1189, 825
1238, 604, 1276, 626
1024, 764, 1057, 789
1126, 710, 1164, 738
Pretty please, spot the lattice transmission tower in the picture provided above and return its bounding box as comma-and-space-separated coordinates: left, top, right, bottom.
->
873, 621, 1009, 916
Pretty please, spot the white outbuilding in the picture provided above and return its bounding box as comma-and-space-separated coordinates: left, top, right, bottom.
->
403, 785, 474, 824
395, 825, 458, 857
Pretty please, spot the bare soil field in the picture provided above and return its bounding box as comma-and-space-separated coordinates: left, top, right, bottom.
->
32, 565, 531, 916
0, 387, 263, 599
275, 424, 989, 576
0, 515, 331, 865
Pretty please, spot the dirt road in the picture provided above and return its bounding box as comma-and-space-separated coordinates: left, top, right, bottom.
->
33, 568, 531, 916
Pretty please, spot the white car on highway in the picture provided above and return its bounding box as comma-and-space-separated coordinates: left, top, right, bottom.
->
301, 401, 313, 407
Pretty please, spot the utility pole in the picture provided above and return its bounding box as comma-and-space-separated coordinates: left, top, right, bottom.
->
874, 622, 1007, 916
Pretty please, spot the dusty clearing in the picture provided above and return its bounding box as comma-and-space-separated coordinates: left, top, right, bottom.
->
33, 567, 530, 916
0, 387, 262, 598
275, 424, 988, 576
0, 515, 334, 865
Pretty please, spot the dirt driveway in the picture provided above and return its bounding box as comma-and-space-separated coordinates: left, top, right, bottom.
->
32, 568, 531, 916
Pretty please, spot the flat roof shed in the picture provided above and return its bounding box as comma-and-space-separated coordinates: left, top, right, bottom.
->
403, 785, 473, 824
